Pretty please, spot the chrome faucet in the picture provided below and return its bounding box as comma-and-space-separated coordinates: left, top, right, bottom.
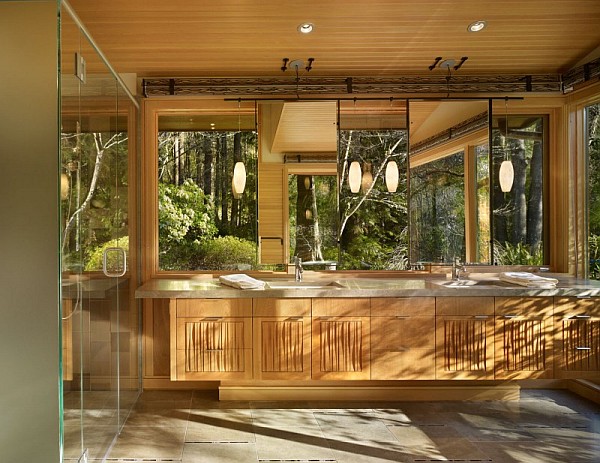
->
294, 256, 303, 282
451, 257, 465, 281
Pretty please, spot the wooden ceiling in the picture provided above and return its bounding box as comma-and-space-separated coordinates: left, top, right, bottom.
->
66, 0, 600, 79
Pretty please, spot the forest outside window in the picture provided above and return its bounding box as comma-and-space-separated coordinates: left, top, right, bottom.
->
157, 106, 258, 271
585, 102, 600, 279
491, 114, 548, 265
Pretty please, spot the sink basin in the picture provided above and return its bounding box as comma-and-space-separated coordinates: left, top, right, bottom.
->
265, 281, 344, 290
433, 279, 510, 287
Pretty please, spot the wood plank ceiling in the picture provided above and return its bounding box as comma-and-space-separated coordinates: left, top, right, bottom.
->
67, 0, 600, 79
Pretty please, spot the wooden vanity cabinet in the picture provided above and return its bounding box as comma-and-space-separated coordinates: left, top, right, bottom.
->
253, 298, 312, 380
435, 297, 495, 380
370, 297, 435, 380
554, 297, 600, 379
494, 297, 554, 379
311, 298, 371, 380
170, 298, 253, 381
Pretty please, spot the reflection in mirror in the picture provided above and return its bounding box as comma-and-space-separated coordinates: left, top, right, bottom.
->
410, 152, 465, 262
288, 174, 338, 267
157, 104, 258, 270
408, 100, 489, 264
338, 99, 408, 270
491, 113, 547, 265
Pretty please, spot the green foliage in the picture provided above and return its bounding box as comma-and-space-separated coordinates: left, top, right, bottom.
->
158, 180, 217, 270
493, 241, 543, 266
85, 236, 129, 271
198, 236, 257, 270
589, 234, 600, 280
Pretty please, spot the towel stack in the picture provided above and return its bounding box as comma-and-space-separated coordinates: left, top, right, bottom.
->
499, 272, 558, 288
219, 274, 266, 290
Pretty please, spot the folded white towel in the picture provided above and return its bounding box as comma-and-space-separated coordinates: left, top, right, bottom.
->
499, 272, 558, 288
219, 274, 266, 290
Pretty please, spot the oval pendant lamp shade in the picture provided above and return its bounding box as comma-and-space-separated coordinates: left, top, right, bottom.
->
348, 161, 361, 193
232, 161, 246, 196
499, 159, 514, 192
385, 160, 399, 192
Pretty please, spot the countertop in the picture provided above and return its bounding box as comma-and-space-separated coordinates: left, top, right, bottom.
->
135, 274, 600, 299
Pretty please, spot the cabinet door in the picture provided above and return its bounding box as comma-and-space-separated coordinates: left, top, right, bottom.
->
371, 298, 435, 380
254, 316, 311, 380
494, 297, 553, 379
170, 299, 253, 381
312, 316, 370, 380
435, 315, 494, 380
435, 297, 494, 380
554, 297, 600, 379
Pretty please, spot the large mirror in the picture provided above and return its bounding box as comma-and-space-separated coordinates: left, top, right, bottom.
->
408, 100, 490, 265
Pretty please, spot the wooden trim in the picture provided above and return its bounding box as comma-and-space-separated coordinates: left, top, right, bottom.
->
409, 129, 487, 168
169, 299, 177, 380
219, 384, 520, 401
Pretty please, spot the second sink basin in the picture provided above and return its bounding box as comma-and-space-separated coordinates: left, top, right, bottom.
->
433, 279, 511, 287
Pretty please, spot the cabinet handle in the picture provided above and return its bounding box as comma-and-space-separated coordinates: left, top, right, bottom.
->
395, 315, 410, 319
576, 295, 591, 299
474, 315, 489, 319
572, 315, 591, 319
391, 347, 410, 352
575, 347, 591, 351
503, 315, 518, 319
318, 316, 332, 320
287, 317, 303, 321
203, 317, 223, 321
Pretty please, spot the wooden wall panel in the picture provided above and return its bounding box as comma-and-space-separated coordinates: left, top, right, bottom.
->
258, 163, 285, 264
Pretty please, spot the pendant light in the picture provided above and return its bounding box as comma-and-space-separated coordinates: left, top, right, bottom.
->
348, 161, 361, 193
232, 161, 246, 197
232, 99, 246, 197
499, 97, 514, 193
385, 159, 399, 192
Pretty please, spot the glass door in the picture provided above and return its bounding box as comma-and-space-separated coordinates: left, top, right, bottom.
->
60, 4, 139, 461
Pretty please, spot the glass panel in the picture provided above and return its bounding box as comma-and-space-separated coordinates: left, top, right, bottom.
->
586, 102, 600, 279
157, 106, 258, 271
410, 152, 465, 262
60, 8, 139, 460
288, 174, 338, 267
491, 115, 546, 265
338, 100, 409, 270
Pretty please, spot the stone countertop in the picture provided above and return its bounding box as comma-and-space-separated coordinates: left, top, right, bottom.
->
135, 274, 600, 299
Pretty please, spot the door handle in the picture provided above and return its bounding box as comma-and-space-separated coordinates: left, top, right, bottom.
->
102, 246, 127, 278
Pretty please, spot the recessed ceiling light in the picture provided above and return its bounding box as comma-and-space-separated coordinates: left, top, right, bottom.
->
297, 23, 314, 34
468, 20, 487, 32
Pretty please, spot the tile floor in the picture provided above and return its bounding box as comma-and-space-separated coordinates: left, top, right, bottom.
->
64, 388, 600, 463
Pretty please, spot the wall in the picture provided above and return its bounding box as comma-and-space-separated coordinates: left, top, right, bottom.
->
0, 2, 60, 461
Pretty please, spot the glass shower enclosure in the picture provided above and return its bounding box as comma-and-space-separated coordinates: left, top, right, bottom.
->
60, 2, 140, 460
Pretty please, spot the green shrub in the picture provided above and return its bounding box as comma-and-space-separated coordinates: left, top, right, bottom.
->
85, 236, 129, 272
197, 236, 257, 270
493, 241, 543, 266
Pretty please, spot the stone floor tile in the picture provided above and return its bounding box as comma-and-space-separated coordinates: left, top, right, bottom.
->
182, 442, 258, 463
186, 409, 255, 443
107, 426, 186, 460
329, 444, 413, 463
63, 425, 116, 461
124, 407, 190, 427
254, 431, 334, 461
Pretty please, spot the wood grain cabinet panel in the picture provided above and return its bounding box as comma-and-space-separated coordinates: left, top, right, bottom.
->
435, 297, 495, 380
253, 298, 311, 380
170, 299, 253, 381
371, 298, 435, 380
494, 297, 554, 379
554, 297, 600, 379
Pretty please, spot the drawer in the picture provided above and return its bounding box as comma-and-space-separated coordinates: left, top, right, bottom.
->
253, 298, 311, 317
436, 296, 494, 316
371, 316, 435, 350
176, 298, 252, 317
312, 298, 370, 317
495, 297, 553, 317
554, 297, 600, 318
371, 297, 435, 316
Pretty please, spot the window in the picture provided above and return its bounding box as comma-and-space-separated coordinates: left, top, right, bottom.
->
157, 108, 258, 271
585, 102, 600, 279
491, 115, 547, 265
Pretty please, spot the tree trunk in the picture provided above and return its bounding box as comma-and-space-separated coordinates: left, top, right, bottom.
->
203, 135, 213, 197
293, 175, 323, 261
511, 138, 527, 244
219, 134, 228, 228
527, 120, 544, 256
196, 133, 204, 188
